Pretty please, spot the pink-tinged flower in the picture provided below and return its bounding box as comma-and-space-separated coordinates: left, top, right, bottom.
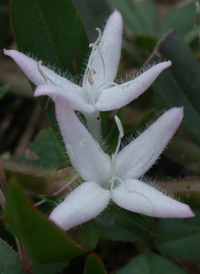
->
49, 99, 194, 231
4, 10, 171, 135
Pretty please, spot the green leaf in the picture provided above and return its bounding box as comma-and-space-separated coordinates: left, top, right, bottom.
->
135, 34, 158, 52
40, 195, 61, 205
4, 181, 99, 263
18, 128, 67, 169
0, 0, 10, 48
128, 108, 157, 134
155, 211, 200, 260
96, 206, 153, 242
10, 0, 89, 143
166, 136, 200, 175
0, 238, 24, 274
122, 39, 145, 67
31, 256, 68, 274
10, 0, 89, 75
116, 252, 187, 274
67, 220, 99, 250
159, 2, 196, 37
0, 84, 9, 99
74, 0, 110, 41
84, 253, 107, 274
148, 30, 200, 146
109, 0, 157, 35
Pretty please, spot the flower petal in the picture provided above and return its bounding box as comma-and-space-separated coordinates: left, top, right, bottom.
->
3, 49, 80, 91
111, 179, 194, 218
85, 10, 123, 90
95, 61, 171, 111
34, 84, 95, 113
116, 107, 183, 180
55, 98, 111, 183
49, 182, 110, 231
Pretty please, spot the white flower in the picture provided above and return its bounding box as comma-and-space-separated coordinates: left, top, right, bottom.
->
4, 10, 171, 135
49, 98, 194, 231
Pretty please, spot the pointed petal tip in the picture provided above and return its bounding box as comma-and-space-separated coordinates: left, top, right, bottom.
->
108, 9, 123, 27
173, 204, 195, 219
157, 60, 171, 70
168, 107, 184, 124
112, 9, 122, 20
3, 48, 13, 56
182, 205, 195, 218
48, 182, 110, 231
166, 60, 172, 67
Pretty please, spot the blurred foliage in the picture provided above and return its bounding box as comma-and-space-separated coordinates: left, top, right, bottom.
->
148, 30, 200, 146
0, 0, 200, 273
116, 252, 188, 274
0, 238, 24, 274
84, 253, 107, 274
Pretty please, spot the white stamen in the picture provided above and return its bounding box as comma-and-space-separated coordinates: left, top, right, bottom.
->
37, 61, 54, 84
109, 177, 124, 191
124, 183, 154, 212
110, 117, 124, 182
113, 116, 124, 158
115, 116, 124, 138
89, 28, 102, 47
82, 27, 106, 98
67, 144, 74, 159
109, 177, 153, 212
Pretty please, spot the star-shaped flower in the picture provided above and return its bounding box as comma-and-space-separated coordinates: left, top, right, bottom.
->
49, 99, 194, 231
4, 10, 171, 135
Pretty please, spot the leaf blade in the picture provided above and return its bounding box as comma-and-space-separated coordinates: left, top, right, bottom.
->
148, 30, 200, 145
4, 181, 98, 263
116, 252, 187, 274
0, 238, 24, 274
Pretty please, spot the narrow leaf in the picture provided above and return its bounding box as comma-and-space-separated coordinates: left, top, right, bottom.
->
116, 252, 187, 274
96, 206, 153, 242
10, 0, 89, 142
10, 0, 89, 75
0, 84, 9, 99
159, 2, 196, 37
109, 0, 157, 35
84, 253, 107, 274
4, 181, 99, 263
0, 238, 24, 274
31, 256, 68, 274
17, 129, 68, 169
155, 211, 200, 260
147, 30, 200, 145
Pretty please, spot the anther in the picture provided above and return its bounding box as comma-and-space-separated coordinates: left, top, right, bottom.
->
88, 69, 96, 85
